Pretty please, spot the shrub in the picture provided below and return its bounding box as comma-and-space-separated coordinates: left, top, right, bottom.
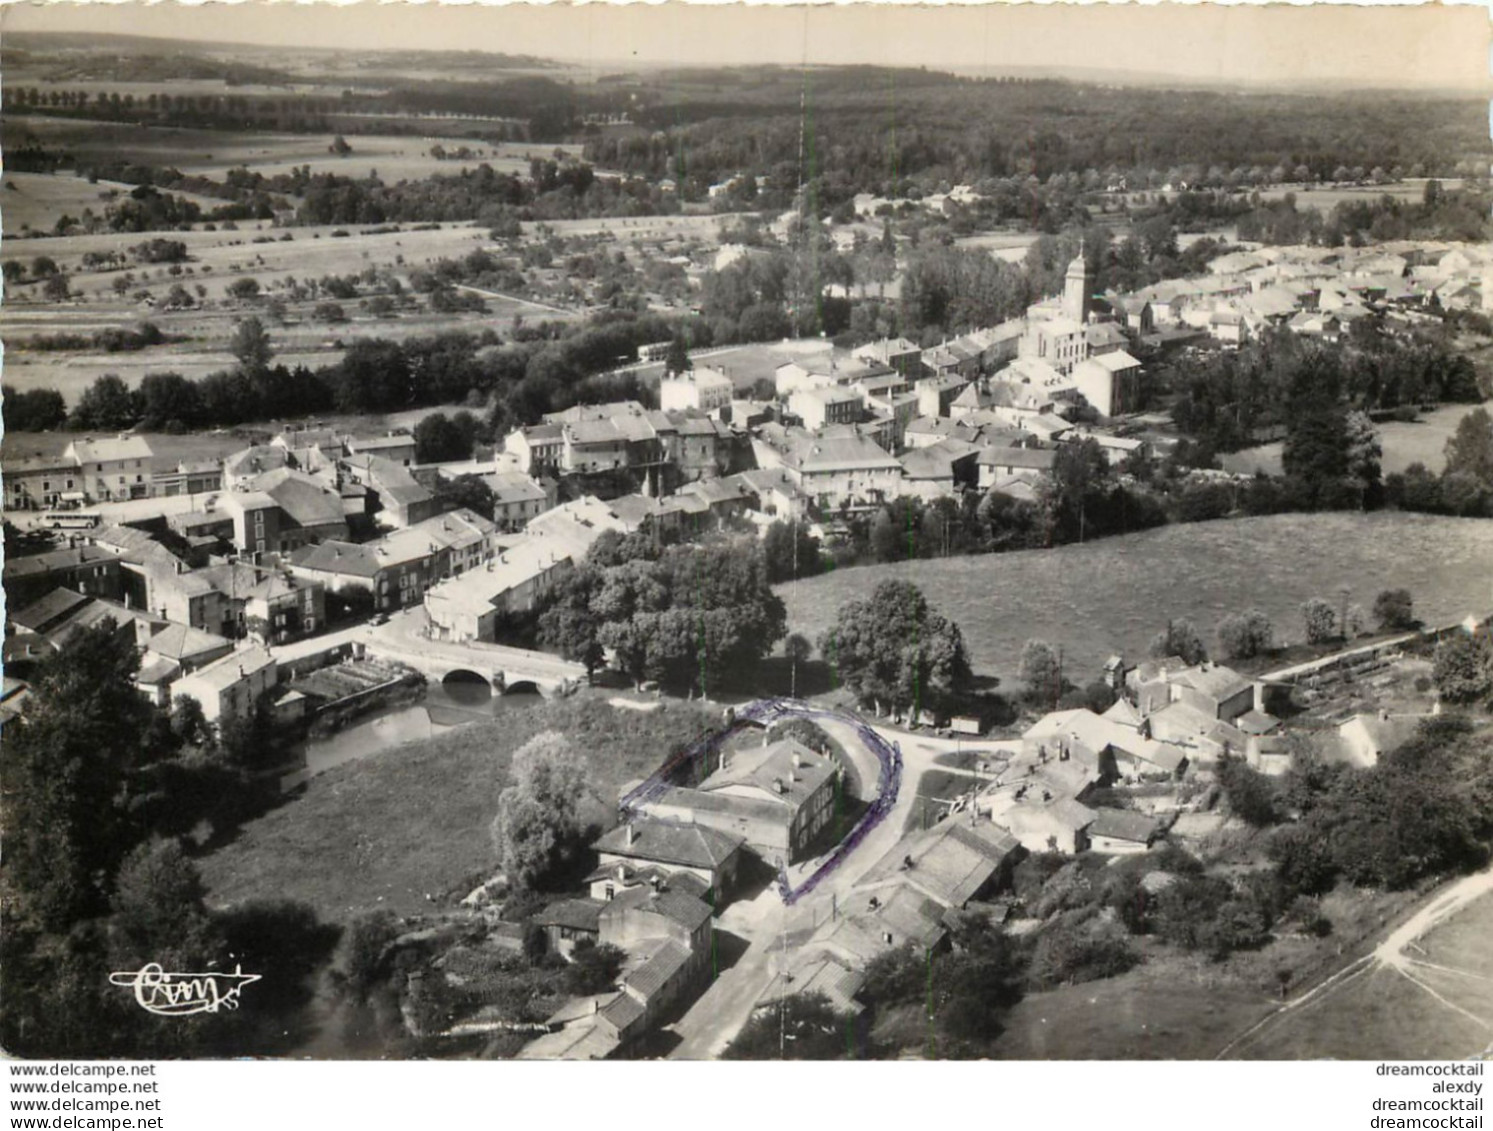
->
1432, 633, 1493, 706
335, 910, 400, 996
1149, 618, 1207, 665
1217, 610, 1274, 660
1373, 588, 1416, 631
1300, 598, 1338, 644
1028, 910, 1140, 989
1216, 752, 1281, 826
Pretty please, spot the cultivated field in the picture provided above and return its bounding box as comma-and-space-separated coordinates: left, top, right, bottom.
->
2, 215, 574, 403
198, 695, 720, 922
1255, 179, 1463, 213
779, 512, 1493, 686
1, 170, 228, 237
1220, 400, 1493, 480
3, 117, 589, 185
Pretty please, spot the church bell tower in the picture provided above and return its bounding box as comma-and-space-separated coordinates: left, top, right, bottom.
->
1063, 244, 1093, 323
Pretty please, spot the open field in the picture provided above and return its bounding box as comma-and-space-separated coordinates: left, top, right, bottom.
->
1228, 889, 1493, 1060
780, 512, 1493, 686
1255, 179, 1462, 213
4, 117, 591, 185
988, 953, 1274, 1060
2, 213, 495, 277
2, 216, 574, 402
2, 170, 229, 237
1220, 400, 1493, 479
198, 694, 720, 923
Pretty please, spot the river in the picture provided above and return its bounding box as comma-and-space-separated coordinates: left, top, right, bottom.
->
289, 676, 543, 787
273, 676, 542, 1058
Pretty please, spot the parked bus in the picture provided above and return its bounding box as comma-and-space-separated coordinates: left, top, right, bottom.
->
41, 511, 102, 530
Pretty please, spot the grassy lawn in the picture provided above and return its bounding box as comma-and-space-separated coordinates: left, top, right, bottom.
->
198, 694, 720, 924
780, 513, 1493, 687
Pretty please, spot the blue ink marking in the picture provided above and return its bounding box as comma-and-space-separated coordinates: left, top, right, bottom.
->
618, 698, 903, 907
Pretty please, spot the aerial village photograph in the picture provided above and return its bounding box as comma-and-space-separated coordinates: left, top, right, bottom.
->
1, 0, 1491, 1071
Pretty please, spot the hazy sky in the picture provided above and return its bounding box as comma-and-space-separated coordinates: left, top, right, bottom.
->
3, 1, 1489, 91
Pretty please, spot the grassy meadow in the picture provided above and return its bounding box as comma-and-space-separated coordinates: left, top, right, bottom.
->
1227, 890, 1493, 1060
197, 694, 720, 923
1220, 399, 1493, 480
780, 512, 1493, 687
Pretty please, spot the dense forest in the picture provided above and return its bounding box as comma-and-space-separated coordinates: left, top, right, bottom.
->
4, 49, 1486, 182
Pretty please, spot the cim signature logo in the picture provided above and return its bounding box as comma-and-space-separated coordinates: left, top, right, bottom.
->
109, 963, 262, 1017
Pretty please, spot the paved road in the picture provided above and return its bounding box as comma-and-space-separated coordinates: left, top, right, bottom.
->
668, 891, 787, 1060
9, 490, 218, 532
662, 707, 982, 1057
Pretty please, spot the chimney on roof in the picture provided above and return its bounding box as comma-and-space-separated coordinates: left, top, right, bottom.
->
625, 822, 636, 847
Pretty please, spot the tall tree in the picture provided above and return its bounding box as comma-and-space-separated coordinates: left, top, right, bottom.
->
1149, 618, 1207, 665
1, 620, 156, 929
490, 732, 591, 890
71, 374, 138, 432
1019, 638, 1064, 704
1444, 407, 1493, 486
662, 335, 692, 377
230, 316, 274, 375
819, 580, 971, 716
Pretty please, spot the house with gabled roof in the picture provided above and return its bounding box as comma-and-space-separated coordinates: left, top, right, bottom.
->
589, 818, 745, 904
749, 425, 902, 511
171, 644, 277, 724
854, 814, 1022, 911
641, 736, 843, 864
243, 467, 350, 547
1087, 809, 1164, 855
64, 435, 155, 503
898, 438, 981, 500
999, 796, 1097, 855
757, 949, 866, 1017
975, 444, 1057, 490
342, 454, 439, 530
815, 883, 949, 966
3, 544, 124, 608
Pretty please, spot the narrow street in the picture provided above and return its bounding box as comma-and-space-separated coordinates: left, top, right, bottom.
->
662, 706, 999, 1057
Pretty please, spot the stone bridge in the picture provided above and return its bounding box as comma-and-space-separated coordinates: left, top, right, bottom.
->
362, 636, 586, 698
